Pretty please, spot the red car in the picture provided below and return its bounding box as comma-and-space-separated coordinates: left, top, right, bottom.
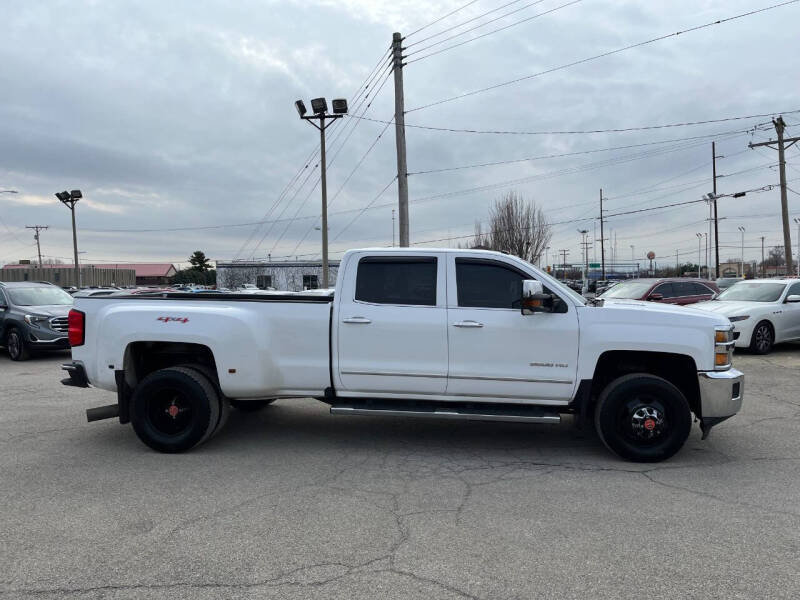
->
598, 278, 720, 305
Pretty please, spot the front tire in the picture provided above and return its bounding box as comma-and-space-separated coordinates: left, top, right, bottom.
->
749, 321, 774, 355
130, 367, 222, 453
6, 327, 30, 361
595, 374, 692, 463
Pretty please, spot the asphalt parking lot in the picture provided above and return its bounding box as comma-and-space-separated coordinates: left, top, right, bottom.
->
1, 349, 799, 599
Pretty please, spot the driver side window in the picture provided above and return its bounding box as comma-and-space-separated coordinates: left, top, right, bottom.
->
455, 259, 567, 312
787, 282, 800, 298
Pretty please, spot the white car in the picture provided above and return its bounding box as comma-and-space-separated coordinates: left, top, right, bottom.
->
692, 279, 800, 354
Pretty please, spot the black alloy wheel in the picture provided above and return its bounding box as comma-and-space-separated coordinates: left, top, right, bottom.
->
6, 328, 30, 361
749, 321, 774, 355
595, 374, 692, 462
130, 366, 221, 453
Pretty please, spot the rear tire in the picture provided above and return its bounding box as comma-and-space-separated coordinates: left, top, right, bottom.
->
749, 321, 774, 355
229, 399, 275, 412
130, 366, 221, 453
594, 374, 691, 463
6, 327, 30, 361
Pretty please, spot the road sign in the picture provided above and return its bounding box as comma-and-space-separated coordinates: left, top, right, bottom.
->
589, 263, 600, 268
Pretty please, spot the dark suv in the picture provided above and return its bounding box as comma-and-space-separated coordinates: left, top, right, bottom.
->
0, 282, 74, 360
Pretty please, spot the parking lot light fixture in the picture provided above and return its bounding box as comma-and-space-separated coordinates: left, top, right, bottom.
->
295, 97, 346, 289
56, 189, 82, 288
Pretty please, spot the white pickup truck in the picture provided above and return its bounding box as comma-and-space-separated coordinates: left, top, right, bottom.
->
62, 248, 743, 462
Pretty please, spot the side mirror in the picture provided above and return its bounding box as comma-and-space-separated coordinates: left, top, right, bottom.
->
786, 294, 800, 303
649, 293, 663, 301
521, 280, 553, 315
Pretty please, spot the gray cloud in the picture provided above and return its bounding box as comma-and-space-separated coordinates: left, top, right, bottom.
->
1, 0, 799, 268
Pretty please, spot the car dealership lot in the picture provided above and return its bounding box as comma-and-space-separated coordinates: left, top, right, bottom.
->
1, 350, 799, 599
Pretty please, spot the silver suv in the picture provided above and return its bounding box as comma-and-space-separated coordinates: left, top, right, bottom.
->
0, 282, 74, 360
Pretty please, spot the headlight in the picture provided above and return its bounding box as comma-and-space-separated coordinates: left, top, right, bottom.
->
714, 326, 734, 370
24, 314, 49, 327
728, 315, 749, 322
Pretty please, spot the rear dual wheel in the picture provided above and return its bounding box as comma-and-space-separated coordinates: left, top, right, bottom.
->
130, 366, 226, 453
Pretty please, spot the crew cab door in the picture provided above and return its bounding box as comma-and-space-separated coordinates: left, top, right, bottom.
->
445, 256, 579, 402
335, 253, 448, 395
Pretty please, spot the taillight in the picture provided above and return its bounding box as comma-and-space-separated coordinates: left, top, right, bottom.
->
68, 309, 85, 347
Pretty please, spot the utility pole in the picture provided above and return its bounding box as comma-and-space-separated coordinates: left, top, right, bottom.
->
392, 209, 396, 247
578, 230, 589, 293
704, 232, 709, 280
392, 32, 409, 246
711, 142, 720, 278
25, 225, 48, 267
676, 249, 679, 274
748, 116, 800, 275
738, 226, 745, 277
760, 236, 765, 278
696, 233, 703, 277
559, 249, 569, 280
599, 189, 606, 279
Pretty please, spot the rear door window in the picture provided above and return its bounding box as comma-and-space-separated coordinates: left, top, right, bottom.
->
672, 281, 695, 297
652, 283, 676, 299
355, 257, 437, 306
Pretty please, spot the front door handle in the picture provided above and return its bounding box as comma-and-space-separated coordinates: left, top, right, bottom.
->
343, 316, 372, 324
453, 320, 484, 328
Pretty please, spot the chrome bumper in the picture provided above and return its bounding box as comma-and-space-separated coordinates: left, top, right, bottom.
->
698, 369, 743, 419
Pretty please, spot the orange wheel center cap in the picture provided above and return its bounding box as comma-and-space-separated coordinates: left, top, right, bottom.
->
644, 418, 656, 431
168, 405, 180, 418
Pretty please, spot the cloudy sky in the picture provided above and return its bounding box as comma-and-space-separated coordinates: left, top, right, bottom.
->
1, 0, 799, 270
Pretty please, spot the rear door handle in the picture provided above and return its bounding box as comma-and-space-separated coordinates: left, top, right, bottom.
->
343, 316, 372, 324
453, 320, 483, 328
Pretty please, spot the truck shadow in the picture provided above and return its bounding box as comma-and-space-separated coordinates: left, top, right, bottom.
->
202, 399, 616, 463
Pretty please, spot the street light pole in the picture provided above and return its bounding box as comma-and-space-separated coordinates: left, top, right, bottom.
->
56, 190, 82, 288
295, 98, 347, 289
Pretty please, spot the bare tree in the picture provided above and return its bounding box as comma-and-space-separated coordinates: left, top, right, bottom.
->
482, 191, 551, 263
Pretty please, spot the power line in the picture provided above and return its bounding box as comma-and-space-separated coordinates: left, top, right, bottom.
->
406, 0, 482, 38
355, 111, 793, 136
330, 176, 398, 243
407, 1, 800, 112
281, 74, 396, 258
407, 0, 550, 54
253, 62, 395, 259
406, 0, 528, 47
407, 127, 751, 175
407, 0, 583, 64
235, 48, 393, 260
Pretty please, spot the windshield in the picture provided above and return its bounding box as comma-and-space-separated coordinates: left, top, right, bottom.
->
7, 286, 74, 306
600, 281, 654, 299
716, 282, 786, 302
